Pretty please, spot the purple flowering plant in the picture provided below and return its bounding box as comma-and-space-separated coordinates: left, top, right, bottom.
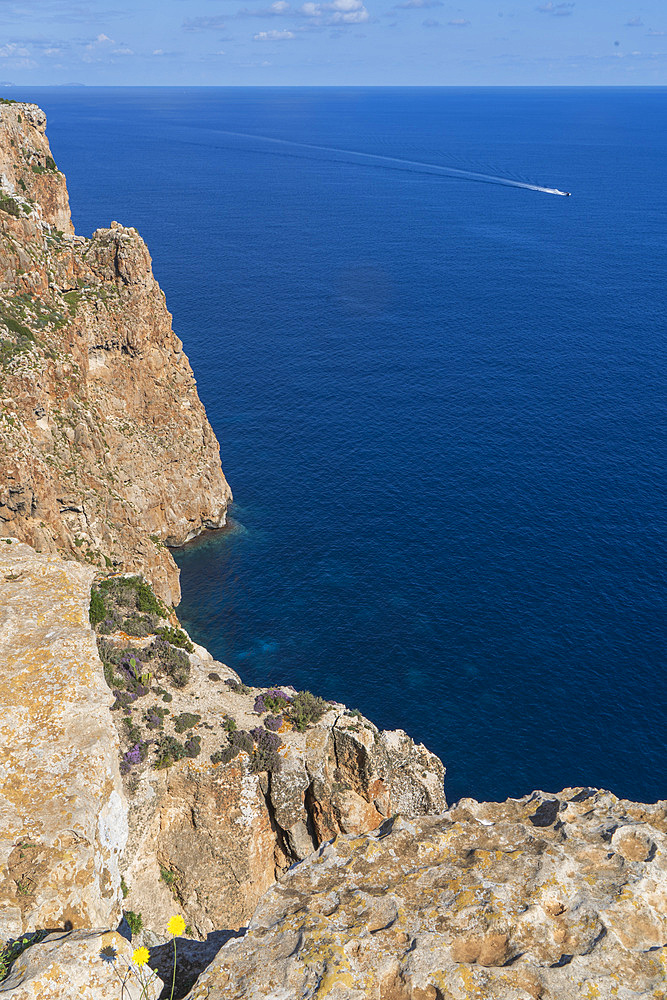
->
253, 689, 292, 715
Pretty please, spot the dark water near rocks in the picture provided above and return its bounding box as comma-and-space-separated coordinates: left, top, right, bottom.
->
18, 87, 666, 804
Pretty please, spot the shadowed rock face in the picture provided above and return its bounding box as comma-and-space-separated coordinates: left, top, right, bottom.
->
0, 541, 127, 943
0, 102, 231, 604
187, 788, 667, 1000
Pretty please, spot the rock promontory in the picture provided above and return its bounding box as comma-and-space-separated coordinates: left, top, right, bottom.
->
0, 101, 231, 605
189, 789, 667, 1000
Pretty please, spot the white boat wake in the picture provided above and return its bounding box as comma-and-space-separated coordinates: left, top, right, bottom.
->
213, 129, 571, 196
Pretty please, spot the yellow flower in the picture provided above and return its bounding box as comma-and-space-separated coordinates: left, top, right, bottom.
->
167, 915, 185, 937
132, 946, 150, 967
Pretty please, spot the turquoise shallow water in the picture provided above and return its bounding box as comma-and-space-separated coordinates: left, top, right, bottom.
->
19, 87, 667, 803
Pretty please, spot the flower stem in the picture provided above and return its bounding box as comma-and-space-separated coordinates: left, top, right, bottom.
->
170, 936, 177, 1000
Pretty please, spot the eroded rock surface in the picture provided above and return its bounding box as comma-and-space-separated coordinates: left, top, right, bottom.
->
0, 929, 160, 999
0, 102, 231, 604
188, 788, 667, 999
0, 540, 127, 943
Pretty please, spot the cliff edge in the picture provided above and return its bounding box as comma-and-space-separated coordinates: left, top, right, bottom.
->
0, 101, 231, 604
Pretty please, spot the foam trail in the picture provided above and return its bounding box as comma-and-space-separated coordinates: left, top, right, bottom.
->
214, 129, 569, 196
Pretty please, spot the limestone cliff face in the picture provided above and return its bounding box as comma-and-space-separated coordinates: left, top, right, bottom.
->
98, 629, 446, 940
0, 102, 231, 604
189, 788, 667, 1000
0, 541, 127, 943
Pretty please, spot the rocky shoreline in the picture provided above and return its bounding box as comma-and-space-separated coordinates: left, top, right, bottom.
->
0, 102, 665, 999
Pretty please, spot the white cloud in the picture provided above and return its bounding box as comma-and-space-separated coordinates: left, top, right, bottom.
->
112, 47, 133, 55
0, 42, 36, 68
0, 43, 30, 58
536, 2, 574, 14
85, 33, 114, 51
448, 17, 469, 25
253, 28, 295, 38
647, 28, 665, 35
152, 49, 164, 55
626, 17, 643, 27
236, 2, 292, 17
299, 0, 369, 23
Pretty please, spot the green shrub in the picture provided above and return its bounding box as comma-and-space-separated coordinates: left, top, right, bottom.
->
288, 691, 330, 732
63, 290, 82, 316
153, 735, 186, 769
124, 911, 143, 935
99, 575, 167, 618
0, 309, 34, 340
122, 612, 157, 638
160, 866, 178, 889
155, 625, 194, 652
210, 728, 253, 766
160, 644, 190, 688
0, 192, 22, 217
124, 718, 143, 745
0, 337, 32, 368
120, 877, 130, 899
225, 678, 251, 695
144, 706, 169, 730
174, 712, 200, 734
89, 588, 107, 627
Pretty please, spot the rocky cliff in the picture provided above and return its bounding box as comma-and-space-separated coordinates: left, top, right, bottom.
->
189, 789, 667, 1000
0, 101, 231, 605
1, 102, 664, 1000
0, 541, 447, 998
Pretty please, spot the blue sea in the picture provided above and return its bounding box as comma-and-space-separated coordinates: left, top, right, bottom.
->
16, 87, 666, 804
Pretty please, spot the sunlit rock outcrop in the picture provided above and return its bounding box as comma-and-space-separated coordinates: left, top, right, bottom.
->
0, 540, 127, 943
188, 788, 667, 999
0, 101, 231, 605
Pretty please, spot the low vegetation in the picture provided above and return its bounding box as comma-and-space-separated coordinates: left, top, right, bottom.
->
124, 911, 143, 935
0, 191, 23, 218
89, 575, 331, 782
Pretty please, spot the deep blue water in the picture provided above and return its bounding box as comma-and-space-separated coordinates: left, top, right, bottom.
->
15, 87, 666, 804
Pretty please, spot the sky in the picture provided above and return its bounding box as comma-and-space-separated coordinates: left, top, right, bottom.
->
0, 0, 665, 86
